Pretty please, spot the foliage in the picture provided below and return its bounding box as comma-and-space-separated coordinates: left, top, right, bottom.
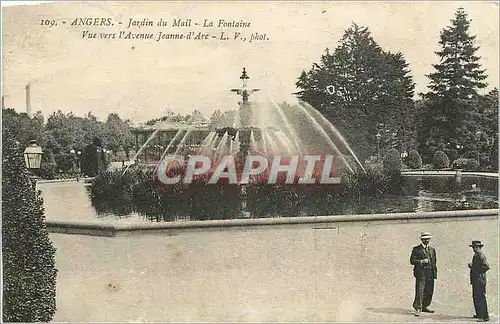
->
1, 108, 44, 148
89, 164, 404, 220
433, 150, 450, 169
406, 149, 423, 169
477, 88, 498, 169
209, 109, 239, 129
416, 8, 492, 165
382, 148, 403, 175
341, 162, 404, 198
38, 149, 57, 180
89, 168, 137, 215
104, 113, 135, 153
145, 109, 207, 126
2, 131, 57, 322
2, 108, 135, 174
452, 158, 479, 171
145, 108, 184, 125
90, 168, 242, 221
426, 8, 487, 99
295, 23, 415, 161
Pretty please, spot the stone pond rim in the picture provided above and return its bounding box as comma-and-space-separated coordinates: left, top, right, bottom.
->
45, 208, 499, 237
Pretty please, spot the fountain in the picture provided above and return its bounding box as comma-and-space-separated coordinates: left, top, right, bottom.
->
126, 68, 367, 181
106, 68, 380, 219
87, 68, 498, 221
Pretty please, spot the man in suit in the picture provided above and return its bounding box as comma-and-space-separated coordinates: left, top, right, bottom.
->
468, 240, 490, 322
410, 232, 437, 316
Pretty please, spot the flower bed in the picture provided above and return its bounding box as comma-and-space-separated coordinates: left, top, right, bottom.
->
88, 163, 404, 221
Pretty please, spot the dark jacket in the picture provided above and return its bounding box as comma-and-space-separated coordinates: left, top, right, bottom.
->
410, 244, 437, 279
470, 250, 490, 285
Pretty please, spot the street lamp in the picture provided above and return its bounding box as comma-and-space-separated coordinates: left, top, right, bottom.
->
70, 149, 82, 180
376, 133, 382, 160
24, 140, 43, 170
77, 150, 82, 178
24, 140, 43, 188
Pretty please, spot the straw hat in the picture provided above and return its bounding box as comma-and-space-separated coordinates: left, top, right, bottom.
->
420, 232, 433, 239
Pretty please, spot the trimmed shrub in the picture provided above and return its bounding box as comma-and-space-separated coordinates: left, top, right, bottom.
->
89, 168, 137, 216
382, 148, 402, 175
2, 132, 57, 322
406, 150, 423, 169
452, 158, 479, 171
433, 150, 450, 169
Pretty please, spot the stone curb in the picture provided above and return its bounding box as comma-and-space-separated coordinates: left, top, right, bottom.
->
37, 177, 94, 184
46, 209, 499, 237
401, 170, 498, 178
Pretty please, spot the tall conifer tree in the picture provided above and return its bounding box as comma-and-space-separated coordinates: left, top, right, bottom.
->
426, 7, 487, 99
417, 7, 488, 161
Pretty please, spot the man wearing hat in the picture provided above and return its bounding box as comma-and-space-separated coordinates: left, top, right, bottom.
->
468, 240, 490, 322
410, 232, 437, 316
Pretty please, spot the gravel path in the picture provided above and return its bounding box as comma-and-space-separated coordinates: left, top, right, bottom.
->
50, 218, 498, 322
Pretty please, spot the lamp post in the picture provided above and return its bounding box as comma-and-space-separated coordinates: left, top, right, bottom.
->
24, 140, 43, 188
376, 132, 382, 161
70, 149, 82, 181
70, 149, 76, 172
456, 143, 463, 165
476, 131, 482, 167
103, 148, 112, 170
77, 150, 82, 180
116, 145, 128, 169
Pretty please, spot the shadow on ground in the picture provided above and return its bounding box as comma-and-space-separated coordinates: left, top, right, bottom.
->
366, 307, 411, 316
366, 308, 475, 322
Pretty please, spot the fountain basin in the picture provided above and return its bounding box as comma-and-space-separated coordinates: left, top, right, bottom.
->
45, 208, 499, 237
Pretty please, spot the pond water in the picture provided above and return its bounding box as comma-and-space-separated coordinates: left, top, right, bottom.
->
39, 175, 498, 224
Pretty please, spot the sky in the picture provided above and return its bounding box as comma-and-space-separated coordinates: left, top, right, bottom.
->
2, 1, 499, 123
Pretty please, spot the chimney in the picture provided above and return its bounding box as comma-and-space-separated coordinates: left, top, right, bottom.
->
25, 84, 31, 117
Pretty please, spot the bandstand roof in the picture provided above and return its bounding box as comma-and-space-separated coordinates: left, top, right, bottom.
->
132, 121, 210, 132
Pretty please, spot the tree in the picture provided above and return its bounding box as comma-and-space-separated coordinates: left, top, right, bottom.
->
383, 148, 403, 175
1, 108, 44, 148
433, 150, 450, 169
407, 149, 423, 169
426, 8, 487, 100
104, 113, 135, 153
2, 130, 57, 322
209, 109, 238, 129
43, 111, 78, 171
417, 8, 489, 162
182, 110, 206, 123
43, 111, 107, 171
209, 109, 224, 128
478, 88, 498, 169
295, 23, 415, 161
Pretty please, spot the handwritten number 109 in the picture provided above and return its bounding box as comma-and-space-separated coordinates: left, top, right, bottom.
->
41, 19, 57, 27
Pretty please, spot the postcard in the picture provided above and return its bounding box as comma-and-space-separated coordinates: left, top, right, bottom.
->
2, 1, 498, 322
